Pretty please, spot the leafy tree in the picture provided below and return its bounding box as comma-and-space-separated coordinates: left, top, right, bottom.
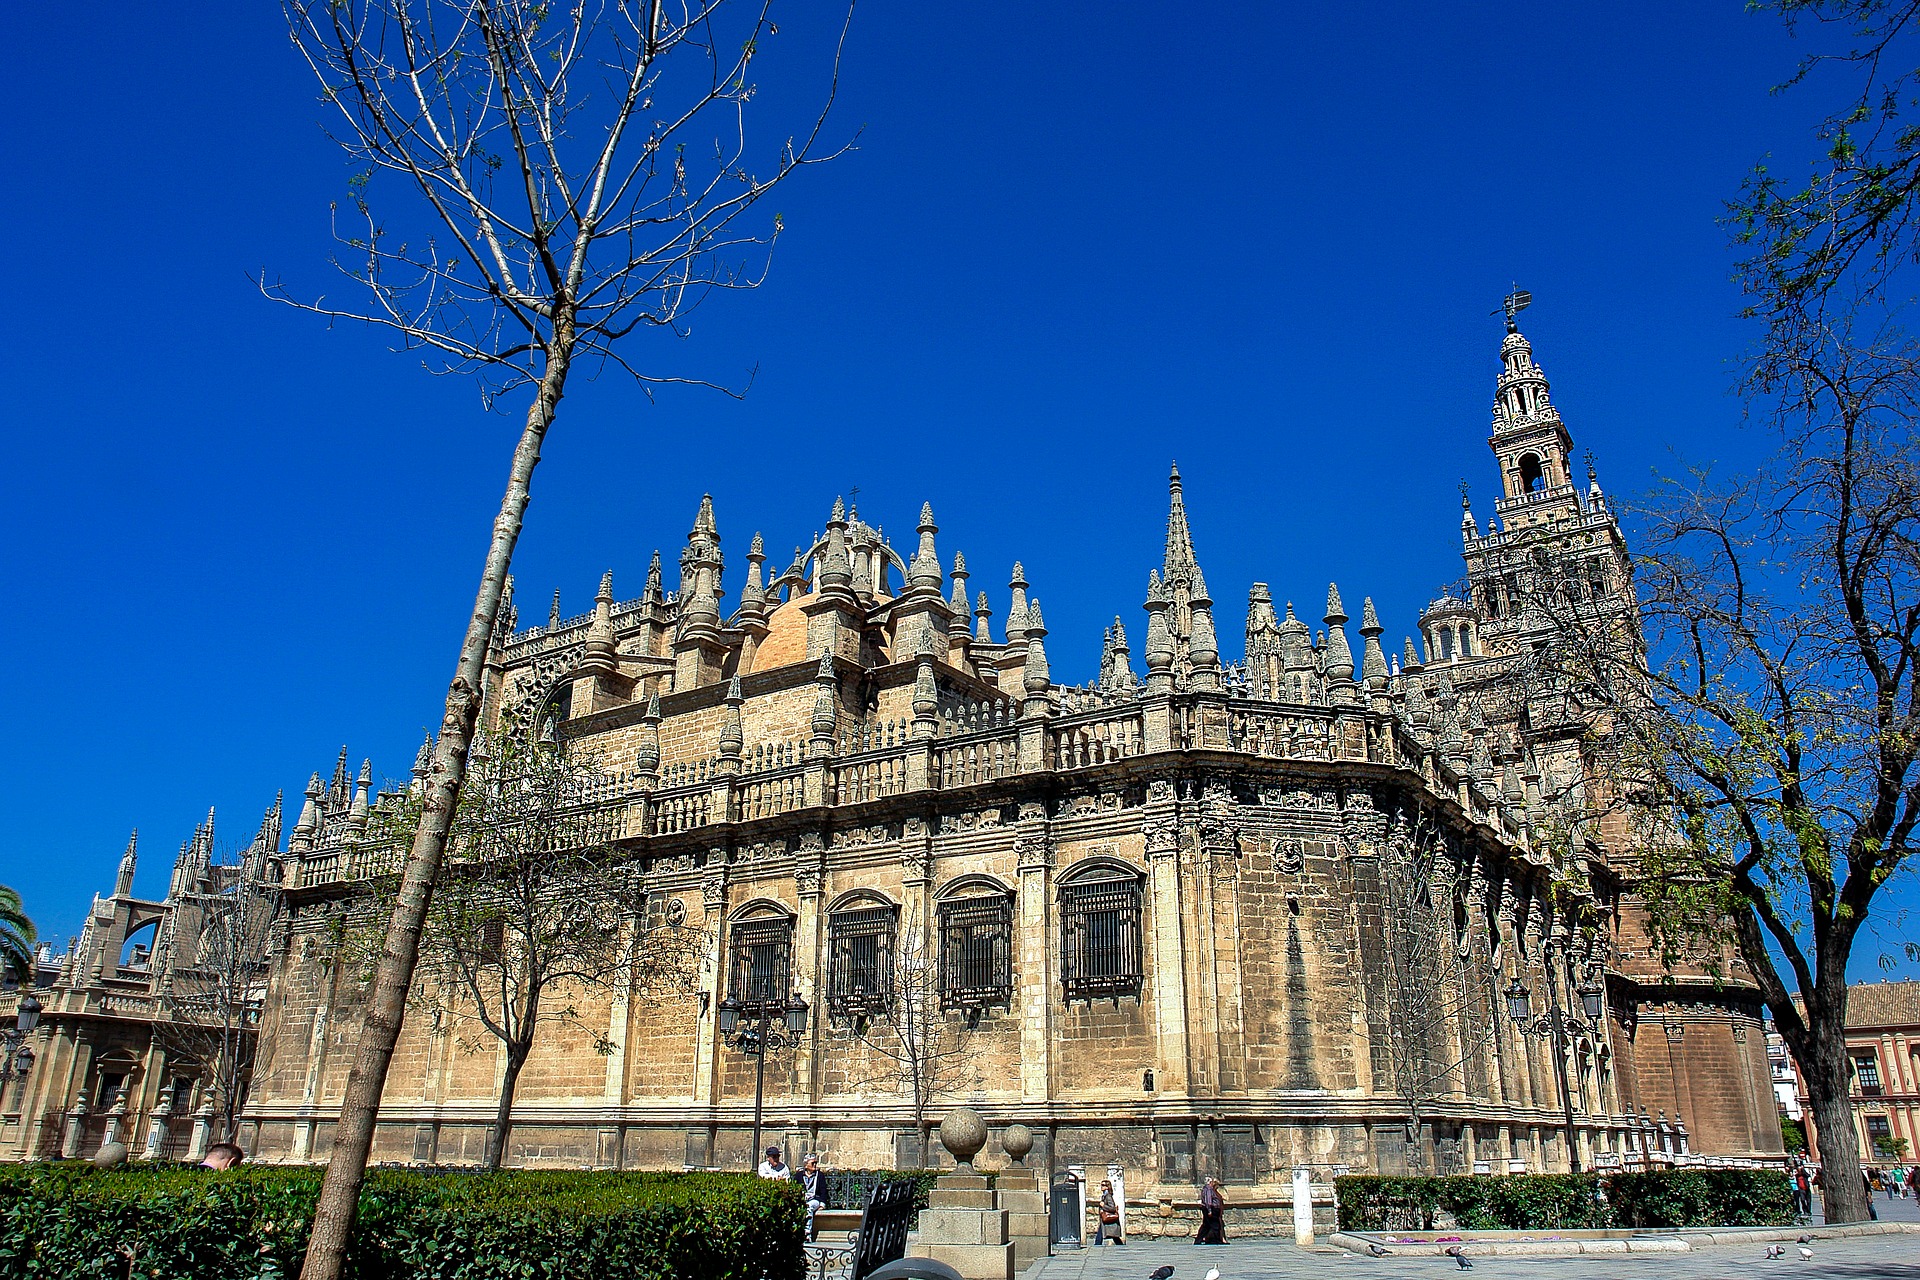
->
1874, 1133, 1909, 1160
1780, 1115, 1808, 1154
0, 886, 33, 985
269, 2, 855, 1273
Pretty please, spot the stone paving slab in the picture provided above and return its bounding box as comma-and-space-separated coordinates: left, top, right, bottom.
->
1026, 1230, 1920, 1280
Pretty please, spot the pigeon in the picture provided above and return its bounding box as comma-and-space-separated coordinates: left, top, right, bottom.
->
1445, 1246, 1474, 1270
1205, 1272, 1220, 1280
1798, 1248, 1813, 1262
1150, 1268, 1176, 1280
1797, 1235, 1812, 1244
1766, 1244, 1785, 1259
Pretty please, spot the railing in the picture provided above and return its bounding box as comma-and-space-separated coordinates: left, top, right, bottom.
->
738, 767, 806, 821
830, 748, 909, 804
938, 700, 1016, 736
1226, 707, 1334, 760
652, 786, 711, 835
933, 729, 1018, 788
1052, 708, 1143, 769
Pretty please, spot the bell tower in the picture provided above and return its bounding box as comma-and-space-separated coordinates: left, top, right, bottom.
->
1488, 290, 1580, 525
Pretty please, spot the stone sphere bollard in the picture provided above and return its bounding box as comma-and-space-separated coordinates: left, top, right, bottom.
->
938, 1107, 988, 1171
1001, 1123, 1034, 1166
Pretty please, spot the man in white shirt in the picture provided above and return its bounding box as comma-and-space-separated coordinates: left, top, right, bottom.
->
757, 1145, 791, 1180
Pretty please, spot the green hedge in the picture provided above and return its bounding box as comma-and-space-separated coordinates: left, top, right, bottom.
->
1335, 1169, 1797, 1233
0, 1165, 803, 1280
817, 1168, 945, 1215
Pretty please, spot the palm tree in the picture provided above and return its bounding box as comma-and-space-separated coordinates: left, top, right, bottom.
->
0, 886, 36, 985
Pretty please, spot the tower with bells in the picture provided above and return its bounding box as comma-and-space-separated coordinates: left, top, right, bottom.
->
1442, 290, 1636, 662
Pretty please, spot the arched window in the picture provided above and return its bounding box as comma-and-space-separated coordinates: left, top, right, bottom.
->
1519, 453, 1546, 493
1058, 862, 1144, 1003
827, 895, 897, 1021
1456, 626, 1472, 659
119, 920, 160, 972
1437, 628, 1454, 662
727, 908, 794, 1011
938, 883, 1014, 1014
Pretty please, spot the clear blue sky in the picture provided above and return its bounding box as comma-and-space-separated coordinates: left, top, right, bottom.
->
1, 2, 1912, 976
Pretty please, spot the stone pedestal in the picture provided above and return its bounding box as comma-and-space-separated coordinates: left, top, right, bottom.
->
908, 1107, 1015, 1280
911, 1174, 1014, 1280
995, 1168, 1050, 1271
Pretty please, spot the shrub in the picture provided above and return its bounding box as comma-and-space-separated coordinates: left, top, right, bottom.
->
1334, 1169, 1797, 1233
0, 1164, 803, 1280
818, 1169, 946, 1215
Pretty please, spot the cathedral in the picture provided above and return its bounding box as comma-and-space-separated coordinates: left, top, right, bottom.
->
2, 312, 1784, 1194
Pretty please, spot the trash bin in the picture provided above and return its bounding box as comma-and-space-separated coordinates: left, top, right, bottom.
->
1050, 1174, 1084, 1249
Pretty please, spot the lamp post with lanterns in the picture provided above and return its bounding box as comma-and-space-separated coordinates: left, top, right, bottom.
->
1502, 959, 1606, 1174
716, 993, 809, 1171
0, 978, 42, 1101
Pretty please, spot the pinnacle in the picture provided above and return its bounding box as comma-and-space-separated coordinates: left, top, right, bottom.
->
1026, 600, 1046, 634
598, 570, 614, 600
1325, 583, 1347, 623
919, 501, 936, 529
830, 495, 846, 523
1361, 597, 1381, 632
749, 532, 765, 557
726, 674, 744, 702
952, 551, 967, 575
1010, 561, 1027, 587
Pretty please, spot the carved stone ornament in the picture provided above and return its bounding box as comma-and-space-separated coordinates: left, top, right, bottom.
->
1275, 838, 1305, 873
1147, 779, 1175, 804
1143, 813, 1180, 859
1015, 832, 1054, 872
701, 873, 727, 913
939, 1107, 988, 1170
1099, 789, 1125, 811
903, 816, 928, 839
1066, 793, 1098, 817
794, 863, 824, 897
1017, 801, 1048, 823
797, 831, 825, 853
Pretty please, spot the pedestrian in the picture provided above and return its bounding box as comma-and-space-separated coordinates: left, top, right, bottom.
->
1195, 1176, 1228, 1245
1864, 1171, 1879, 1221
1097, 1179, 1124, 1245
799, 1154, 826, 1241
1794, 1166, 1812, 1218
758, 1145, 791, 1180
199, 1142, 244, 1171
1891, 1165, 1906, 1200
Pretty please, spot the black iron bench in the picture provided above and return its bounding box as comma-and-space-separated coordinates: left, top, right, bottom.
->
807, 1179, 916, 1280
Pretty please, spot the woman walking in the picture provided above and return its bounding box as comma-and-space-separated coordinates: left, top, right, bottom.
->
1097, 1179, 1125, 1245
1195, 1176, 1228, 1245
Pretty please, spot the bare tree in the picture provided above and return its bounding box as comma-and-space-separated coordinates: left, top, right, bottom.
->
366, 733, 706, 1169
834, 904, 981, 1168
1506, 317, 1920, 1223
269, 2, 854, 1272
1375, 809, 1497, 1175
153, 821, 286, 1143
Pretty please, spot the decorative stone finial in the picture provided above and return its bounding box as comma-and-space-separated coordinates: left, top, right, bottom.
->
1001, 1123, 1034, 1166
938, 1107, 988, 1171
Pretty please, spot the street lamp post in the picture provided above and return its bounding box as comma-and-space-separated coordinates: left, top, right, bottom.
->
717, 993, 810, 1170
0, 985, 42, 1103
1503, 959, 1605, 1174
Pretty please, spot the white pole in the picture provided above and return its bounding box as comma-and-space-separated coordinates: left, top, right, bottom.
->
1293, 1165, 1315, 1247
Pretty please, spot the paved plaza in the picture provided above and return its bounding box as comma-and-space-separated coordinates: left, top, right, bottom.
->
1030, 1232, 1919, 1280
1028, 1194, 1920, 1280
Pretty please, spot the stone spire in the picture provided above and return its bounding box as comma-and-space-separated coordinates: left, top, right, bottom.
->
912, 632, 940, 738
908, 503, 943, 595
246, 794, 283, 879
1323, 584, 1356, 687
581, 570, 619, 675
329, 746, 350, 809
1103, 618, 1136, 692
549, 589, 562, 630
1022, 599, 1051, 713
1187, 566, 1222, 692
1461, 483, 1476, 543
291, 773, 323, 852
1006, 563, 1031, 640
411, 735, 433, 796
819, 497, 854, 592
115, 831, 138, 898
810, 650, 839, 754
1143, 570, 1174, 694
1360, 597, 1389, 689
739, 534, 768, 621
974, 591, 993, 643
643, 550, 665, 604
678, 497, 724, 628
719, 675, 745, 763
948, 551, 970, 616
348, 759, 373, 832
635, 695, 662, 781
1163, 462, 1197, 580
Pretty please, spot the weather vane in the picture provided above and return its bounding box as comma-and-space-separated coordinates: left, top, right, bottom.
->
1493, 285, 1532, 334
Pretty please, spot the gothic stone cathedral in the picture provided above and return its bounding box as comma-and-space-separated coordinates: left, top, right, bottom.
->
6, 316, 1784, 1188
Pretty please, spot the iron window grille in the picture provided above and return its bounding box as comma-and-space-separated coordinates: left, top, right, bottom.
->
827, 905, 896, 1021
939, 895, 1014, 1013
728, 916, 793, 1014
1059, 870, 1143, 1002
